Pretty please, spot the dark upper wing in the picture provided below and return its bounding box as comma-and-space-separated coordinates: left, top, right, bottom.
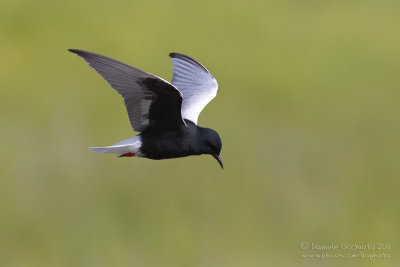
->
169, 53, 218, 125
69, 49, 186, 132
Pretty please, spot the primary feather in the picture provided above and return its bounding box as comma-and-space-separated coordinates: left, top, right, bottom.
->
69, 49, 185, 132
170, 53, 218, 125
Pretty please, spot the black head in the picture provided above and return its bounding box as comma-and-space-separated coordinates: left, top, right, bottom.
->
199, 128, 223, 169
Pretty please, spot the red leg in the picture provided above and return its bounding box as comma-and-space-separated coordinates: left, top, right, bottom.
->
119, 152, 135, 157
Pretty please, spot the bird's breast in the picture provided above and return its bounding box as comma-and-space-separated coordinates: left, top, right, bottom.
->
140, 128, 200, 159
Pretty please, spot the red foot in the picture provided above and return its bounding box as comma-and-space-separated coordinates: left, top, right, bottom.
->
119, 152, 135, 157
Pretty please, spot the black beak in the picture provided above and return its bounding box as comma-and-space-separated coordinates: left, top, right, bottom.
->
213, 154, 224, 169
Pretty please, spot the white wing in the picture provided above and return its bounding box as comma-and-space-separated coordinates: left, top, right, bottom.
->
170, 53, 218, 125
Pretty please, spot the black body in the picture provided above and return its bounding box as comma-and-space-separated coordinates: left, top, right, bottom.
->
140, 120, 221, 160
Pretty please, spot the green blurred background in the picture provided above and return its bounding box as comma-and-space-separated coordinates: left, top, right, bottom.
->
0, 0, 399, 266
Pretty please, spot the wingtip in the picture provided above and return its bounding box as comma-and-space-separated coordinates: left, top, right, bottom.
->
169, 52, 210, 73
68, 49, 91, 56
170, 52, 192, 59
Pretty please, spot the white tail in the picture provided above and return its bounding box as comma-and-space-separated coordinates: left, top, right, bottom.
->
89, 136, 142, 157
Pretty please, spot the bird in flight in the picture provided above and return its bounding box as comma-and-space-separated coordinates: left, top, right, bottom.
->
69, 49, 223, 169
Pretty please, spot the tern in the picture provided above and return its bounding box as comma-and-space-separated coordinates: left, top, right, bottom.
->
69, 50, 223, 169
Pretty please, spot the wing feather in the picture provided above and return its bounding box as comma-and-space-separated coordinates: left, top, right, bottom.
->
70, 49, 185, 131
169, 53, 218, 125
